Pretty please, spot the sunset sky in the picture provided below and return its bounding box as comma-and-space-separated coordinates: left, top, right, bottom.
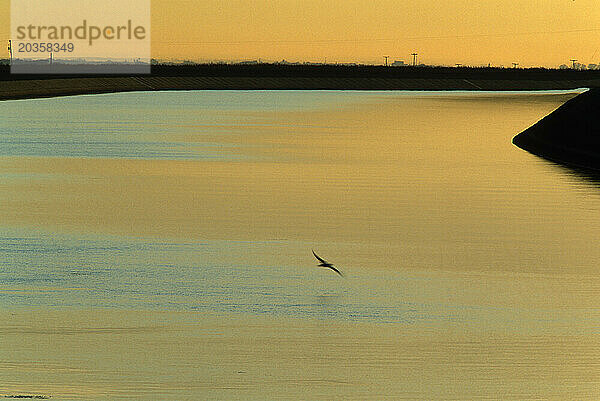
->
2, 0, 600, 67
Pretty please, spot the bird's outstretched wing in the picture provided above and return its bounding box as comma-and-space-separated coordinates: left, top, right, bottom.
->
327, 265, 344, 277
312, 250, 329, 264
312, 250, 344, 277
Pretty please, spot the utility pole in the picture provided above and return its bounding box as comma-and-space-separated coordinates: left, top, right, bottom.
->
512, 62, 519, 68
7, 40, 12, 65
383, 55, 389, 66
455, 63, 462, 67
411, 53, 418, 66
570, 59, 578, 69
49, 52, 53, 65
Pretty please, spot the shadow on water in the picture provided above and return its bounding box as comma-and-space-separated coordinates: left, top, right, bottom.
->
536, 157, 600, 201
314, 294, 343, 305
549, 161, 600, 190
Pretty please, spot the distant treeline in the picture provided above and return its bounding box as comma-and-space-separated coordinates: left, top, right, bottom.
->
0, 63, 599, 82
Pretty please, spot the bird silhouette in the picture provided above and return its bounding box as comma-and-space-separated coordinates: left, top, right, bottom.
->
312, 250, 343, 277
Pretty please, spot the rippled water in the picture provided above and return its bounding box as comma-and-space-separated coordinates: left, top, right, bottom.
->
2, 90, 600, 400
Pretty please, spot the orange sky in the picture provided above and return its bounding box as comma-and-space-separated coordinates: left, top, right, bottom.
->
2, 0, 600, 67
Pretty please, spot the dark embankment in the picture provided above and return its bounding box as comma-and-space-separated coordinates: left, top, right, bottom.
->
0, 64, 599, 101
513, 88, 600, 170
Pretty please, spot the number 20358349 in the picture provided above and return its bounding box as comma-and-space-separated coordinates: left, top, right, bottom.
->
18, 42, 74, 53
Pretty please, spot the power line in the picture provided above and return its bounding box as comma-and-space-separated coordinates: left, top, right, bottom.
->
151, 27, 600, 46
2, 27, 596, 48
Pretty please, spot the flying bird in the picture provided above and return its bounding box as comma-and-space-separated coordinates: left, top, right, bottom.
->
312, 250, 343, 277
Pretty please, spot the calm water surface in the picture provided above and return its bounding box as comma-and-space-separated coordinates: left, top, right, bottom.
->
1, 90, 600, 400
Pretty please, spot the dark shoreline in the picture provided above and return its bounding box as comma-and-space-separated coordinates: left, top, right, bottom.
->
0, 64, 599, 101
0, 75, 597, 102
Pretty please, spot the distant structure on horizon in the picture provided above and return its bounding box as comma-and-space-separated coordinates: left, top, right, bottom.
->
392, 60, 406, 66
411, 53, 418, 66
559, 61, 599, 70
570, 59, 578, 69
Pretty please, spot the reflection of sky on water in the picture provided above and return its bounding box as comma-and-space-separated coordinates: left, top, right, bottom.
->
0, 90, 583, 160
0, 91, 383, 160
0, 229, 429, 323
1, 228, 591, 331
3, 90, 600, 401
1, 89, 598, 331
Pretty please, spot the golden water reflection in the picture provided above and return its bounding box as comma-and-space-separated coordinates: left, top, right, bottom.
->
2, 91, 600, 399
